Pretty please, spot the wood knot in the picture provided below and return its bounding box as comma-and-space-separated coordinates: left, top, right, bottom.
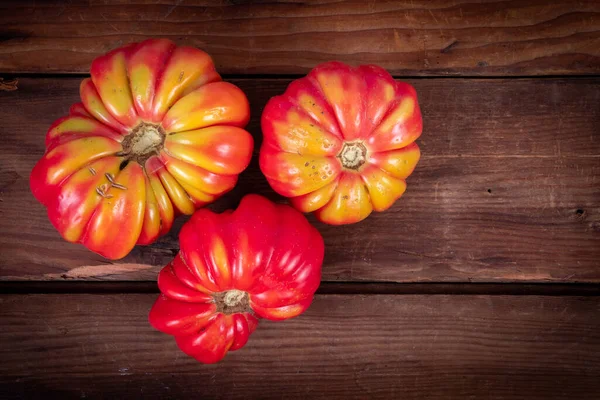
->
0, 78, 18, 91
575, 208, 586, 221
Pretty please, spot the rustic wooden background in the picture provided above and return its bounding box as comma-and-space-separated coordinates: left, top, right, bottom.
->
1, 1, 599, 398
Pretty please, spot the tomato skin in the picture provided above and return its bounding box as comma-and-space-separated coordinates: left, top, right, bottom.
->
148, 194, 324, 363
260, 61, 422, 225
30, 39, 253, 259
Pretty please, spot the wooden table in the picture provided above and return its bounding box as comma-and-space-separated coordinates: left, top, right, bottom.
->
1, 1, 599, 398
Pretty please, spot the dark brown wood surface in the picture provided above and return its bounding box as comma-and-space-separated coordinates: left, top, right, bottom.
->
1, 0, 599, 76
1, 77, 599, 283
1, 1, 599, 398
1, 294, 599, 399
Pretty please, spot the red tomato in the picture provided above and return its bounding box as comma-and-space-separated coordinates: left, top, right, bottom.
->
30, 39, 253, 259
260, 62, 422, 225
149, 194, 324, 363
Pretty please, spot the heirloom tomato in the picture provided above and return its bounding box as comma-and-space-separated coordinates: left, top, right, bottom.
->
30, 39, 253, 259
260, 62, 422, 225
149, 194, 324, 363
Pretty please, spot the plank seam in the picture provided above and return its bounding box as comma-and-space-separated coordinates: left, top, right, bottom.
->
1, 282, 598, 296
2, 73, 600, 80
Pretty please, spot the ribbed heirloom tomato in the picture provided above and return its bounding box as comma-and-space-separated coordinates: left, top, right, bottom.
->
260, 62, 422, 225
30, 39, 253, 259
149, 194, 324, 363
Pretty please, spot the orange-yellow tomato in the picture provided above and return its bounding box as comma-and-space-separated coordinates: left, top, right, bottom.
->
30, 39, 253, 259
260, 62, 422, 225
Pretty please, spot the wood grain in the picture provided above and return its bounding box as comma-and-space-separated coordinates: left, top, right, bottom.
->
0, 0, 599, 76
1, 77, 599, 283
0, 294, 598, 399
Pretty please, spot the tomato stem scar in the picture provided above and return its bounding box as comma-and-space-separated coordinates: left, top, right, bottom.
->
213, 290, 252, 315
120, 122, 166, 166
337, 141, 367, 170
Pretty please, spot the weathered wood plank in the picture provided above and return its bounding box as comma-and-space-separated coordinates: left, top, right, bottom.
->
0, 294, 598, 399
0, 0, 599, 75
1, 77, 599, 282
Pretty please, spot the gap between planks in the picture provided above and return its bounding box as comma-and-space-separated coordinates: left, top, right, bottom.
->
0, 281, 598, 296
3, 73, 600, 80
